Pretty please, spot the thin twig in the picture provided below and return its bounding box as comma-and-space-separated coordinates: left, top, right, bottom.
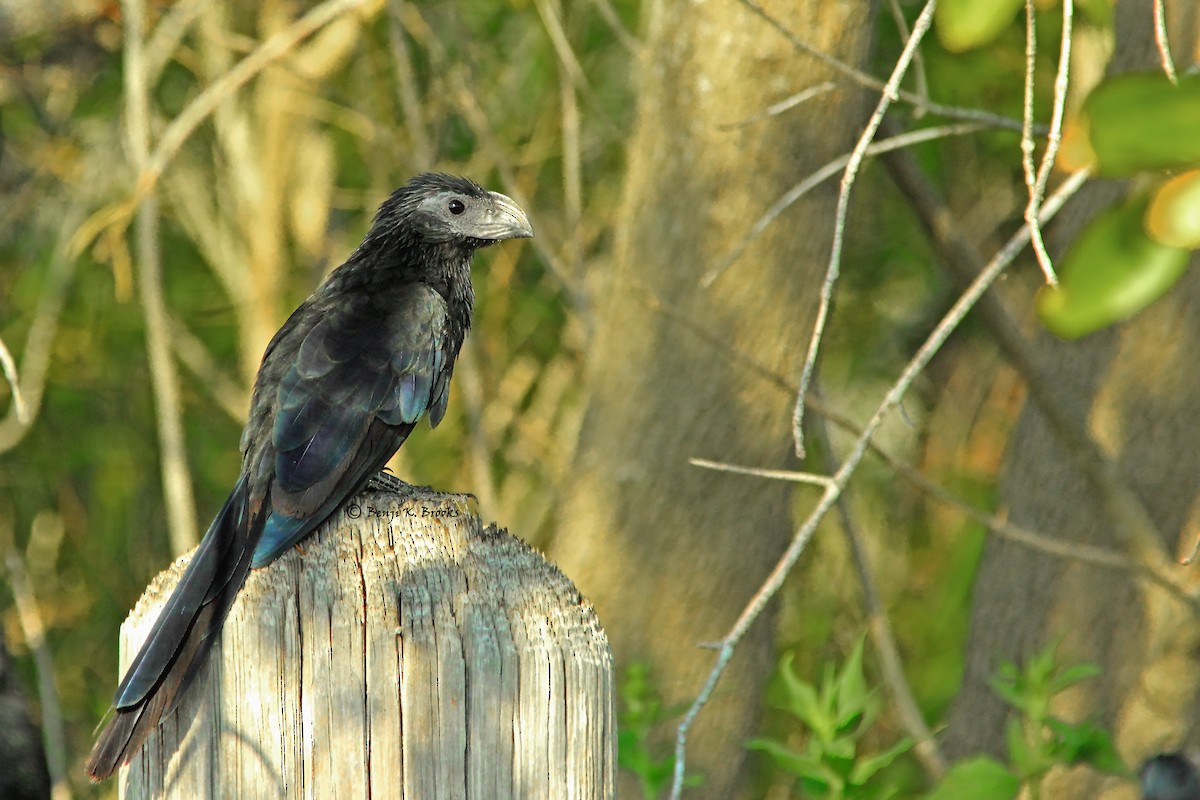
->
646, 283, 1195, 609
4, 531, 68, 798
446, 67, 585, 310
735, 0, 1028, 133
879, 131, 1169, 570
1020, 0, 1039, 254
791, 0, 937, 458
168, 316, 250, 423
688, 458, 833, 488
701, 122, 986, 288
1022, 0, 1072, 286
553, 0, 584, 277
587, 0, 641, 55
144, 0, 209, 85
669, 169, 1091, 799
0, 336, 28, 425
124, 0, 199, 555
885, 0, 930, 115
533, 0, 590, 97
1153, 0, 1178, 84
387, 0, 434, 168
719, 82, 836, 130
0, 209, 81, 455
74, 0, 368, 257
454, 340, 500, 519
810, 386, 947, 779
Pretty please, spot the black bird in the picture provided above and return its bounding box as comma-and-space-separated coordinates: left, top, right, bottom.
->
1141, 753, 1200, 800
86, 173, 532, 781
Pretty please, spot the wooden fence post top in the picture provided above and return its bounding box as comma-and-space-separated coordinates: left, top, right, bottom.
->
116, 487, 615, 799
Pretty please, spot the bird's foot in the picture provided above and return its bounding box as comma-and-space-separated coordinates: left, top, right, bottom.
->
365, 470, 432, 496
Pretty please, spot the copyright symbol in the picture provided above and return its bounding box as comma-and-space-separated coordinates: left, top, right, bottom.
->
346, 503, 362, 519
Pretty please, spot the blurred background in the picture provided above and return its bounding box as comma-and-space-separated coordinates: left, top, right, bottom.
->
1, 0, 1199, 798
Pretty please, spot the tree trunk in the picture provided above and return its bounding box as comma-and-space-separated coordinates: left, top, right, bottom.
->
549, 1, 875, 795
944, 3, 1200, 793
114, 489, 614, 799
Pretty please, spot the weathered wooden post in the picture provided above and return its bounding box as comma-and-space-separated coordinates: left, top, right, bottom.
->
113, 487, 615, 798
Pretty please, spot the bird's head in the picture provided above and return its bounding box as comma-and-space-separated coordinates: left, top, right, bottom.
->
383, 173, 533, 249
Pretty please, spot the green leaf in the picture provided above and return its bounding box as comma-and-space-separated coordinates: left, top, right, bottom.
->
1081, 74, 1200, 175
1046, 662, 1102, 696
835, 635, 870, 732
1147, 170, 1200, 248
1037, 195, 1191, 339
849, 737, 915, 785
1044, 718, 1128, 775
987, 669, 1026, 714
923, 757, 1020, 800
776, 652, 833, 737
935, 0, 1023, 52
748, 738, 839, 787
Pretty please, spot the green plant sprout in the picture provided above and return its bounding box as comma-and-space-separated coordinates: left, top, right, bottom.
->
748, 635, 914, 799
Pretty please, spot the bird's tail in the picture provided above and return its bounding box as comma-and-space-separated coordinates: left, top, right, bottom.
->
86, 476, 259, 781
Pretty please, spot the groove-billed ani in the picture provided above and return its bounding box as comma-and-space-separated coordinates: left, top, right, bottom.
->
86, 173, 533, 781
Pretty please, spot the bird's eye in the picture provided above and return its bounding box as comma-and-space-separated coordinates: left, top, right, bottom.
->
448, 199, 466, 215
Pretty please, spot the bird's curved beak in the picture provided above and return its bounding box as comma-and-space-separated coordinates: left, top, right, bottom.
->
482, 191, 534, 241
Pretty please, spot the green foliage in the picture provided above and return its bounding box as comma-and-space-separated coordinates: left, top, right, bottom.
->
924, 757, 1020, 800
1078, 74, 1200, 176
1036, 194, 1191, 339
1040, 73, 1200, 339
934, 0, 1023, 53
923, 642, 1125, 800
617, 661, 702, 799
749, 636, 913, 799
988, 641, 1126, 782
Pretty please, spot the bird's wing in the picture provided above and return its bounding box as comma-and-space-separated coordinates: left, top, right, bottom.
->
251, 283, 453, 567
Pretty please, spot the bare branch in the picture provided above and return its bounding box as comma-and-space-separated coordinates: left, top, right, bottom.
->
735, 0, 1028, 132
809, 389, 947, 779
587, 0, 641, 55
646, 280, 1194, 610
386, 0, 433, 168
73, 0, 370, 260
1022, 0, 1073, 286
649, 268, 1194, 615
687, 458, 833, 488
0, 336, 28, 426
553, 0, 584, 276
454, 339, 500, 519
701, 122, 986, 288
791, 0, 937, 458
1153, 0, 1179, 84
124, 0, 198, 554
879, 133, 1172, 571
669, 168, 1092, 799
719, 82, 836, 130
144, 0, 208, 84
168, 316, 250, 423
0, 212, 81, 455
885, 0, 930, 115
3, 515, 69, 798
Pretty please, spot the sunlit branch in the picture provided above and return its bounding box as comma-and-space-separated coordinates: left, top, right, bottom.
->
736, 0, 1028, 132
719, 82, 836, 130
1022, 0, 1073, 286
123, 0, 199, 554
791, 0, 937, 458
809, 393, 948, 779
669, 168, 1092, 800
701, 122, 986, 288
0, 336, 28, 426
1153, 0, 1178, 84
